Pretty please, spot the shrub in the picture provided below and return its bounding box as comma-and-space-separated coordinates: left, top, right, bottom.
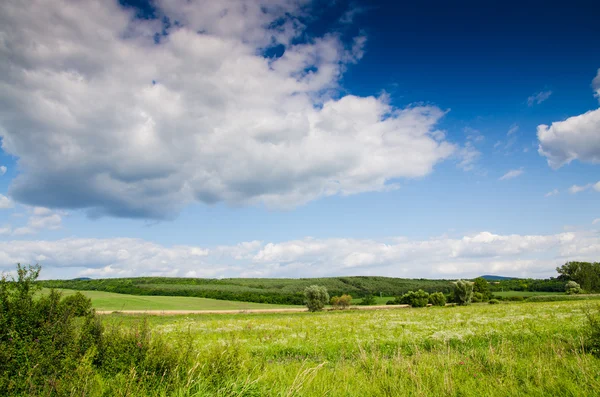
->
400, 290, 429, 307
453, 279, 474, 305
359, 294, 376, 306
489, 299, 500, 304
566, 280, 582, 295
585, 305, 600, 356
472, 292, 484, 303
428, 292, 446, 306
330, 294, 352, 310
0, 264, 186, 396
304, 285, 329, 312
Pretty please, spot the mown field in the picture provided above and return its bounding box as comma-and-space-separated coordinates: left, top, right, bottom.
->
45, 289, 296, 311
98, 300, 600, 396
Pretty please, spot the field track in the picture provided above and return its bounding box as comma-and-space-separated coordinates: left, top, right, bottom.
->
97, 304, 411, 315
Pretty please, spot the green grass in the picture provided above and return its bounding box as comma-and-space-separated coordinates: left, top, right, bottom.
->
493, 290, 563, 297
100, 300, 600, 396
351, 295, 395, 304
45, 289, 297, 311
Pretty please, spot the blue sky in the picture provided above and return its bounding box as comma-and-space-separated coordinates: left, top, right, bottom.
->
0, 0, 599, 279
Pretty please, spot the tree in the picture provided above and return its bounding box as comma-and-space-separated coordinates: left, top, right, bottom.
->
338, 294, 352, 309
556, 262, 600, 292
399, 290, 429, 307
428, 292, 446, 306
565, 280, 582, 295
304, 285, 329, 312
473, 277, 491, 300
359, 294, 376, 306
453, 279, 474, 305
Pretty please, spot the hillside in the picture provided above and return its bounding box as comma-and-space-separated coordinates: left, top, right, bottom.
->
39, 276, 457, 305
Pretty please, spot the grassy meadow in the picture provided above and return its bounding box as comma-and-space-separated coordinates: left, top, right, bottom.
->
96, 300, 600, 396
45, 288, 296, 311
491, 290, 562, 298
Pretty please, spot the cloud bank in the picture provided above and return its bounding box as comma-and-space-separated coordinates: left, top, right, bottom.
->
538, 70, 600, 168
0, 231, 596, 280
0, 0, 456, 219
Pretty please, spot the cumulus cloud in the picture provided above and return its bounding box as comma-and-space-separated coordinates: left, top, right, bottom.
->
0, 231, 596, 279
0, 194, 13, 209
0, 166, 6, 176
499, 168, 524, 181
527, 90, 552, 106
545, 189, 559, 197
0, 0, 456, 219
11, 207, 64, 235
538, 70, 600, 168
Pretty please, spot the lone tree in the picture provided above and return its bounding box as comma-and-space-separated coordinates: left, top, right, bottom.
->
304, 285, 329, 312
453, 279, 474, 305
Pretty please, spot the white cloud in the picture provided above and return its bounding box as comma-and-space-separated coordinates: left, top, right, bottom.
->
569, 183, 592, 194
507, 124, 519, 135
0, 166, 6, 176
12, 207, 63, 235
538, 71, 600, 168
0, 0, 456, 219
0, 230, 597, 279
593, 218, 600, 225
568, 181, 600, 194
499, 168, 524, 181
527, 90, 552, 106
0, 194, 13, 209
545, 189, 559, 197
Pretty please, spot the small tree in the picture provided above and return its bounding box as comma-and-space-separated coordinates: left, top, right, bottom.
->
400, 290, 429, 307
338, 294, 352, 309
304, 285, 329, 312
473, 277, 491, 301
359, 294, 376, 306
428, 292, 446, 306
330, 296, 340, 309
453, 279, 474, 305
565, 280, 582, 295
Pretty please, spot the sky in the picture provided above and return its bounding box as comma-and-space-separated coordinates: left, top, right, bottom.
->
0, 0, 599, 280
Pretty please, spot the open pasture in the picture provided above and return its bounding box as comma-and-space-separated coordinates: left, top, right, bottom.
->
102, 300, 600, 396
46, 288, 296, 311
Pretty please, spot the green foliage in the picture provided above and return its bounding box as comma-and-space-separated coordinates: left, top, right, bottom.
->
304, 285, 329, 312
556, 261, 600, 292
358, 294, 376, 306
453, 279, 474, 305
38, 275, 456, 306
489, 299, 500, 304
428, 292, 446, 306
565, 280, 582, 295
473, 277, 491, 300
0, 264, 188, 396
330, 294, 352, 310
585, 305, 600, 356
399, 289, 429, 307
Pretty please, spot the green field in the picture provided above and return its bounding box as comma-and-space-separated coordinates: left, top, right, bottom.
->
97, 300, 600, 396
492, 290, 563, 297
46, 289, 296, 311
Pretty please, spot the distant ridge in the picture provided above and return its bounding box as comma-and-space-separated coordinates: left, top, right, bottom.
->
480, 275, 515, 281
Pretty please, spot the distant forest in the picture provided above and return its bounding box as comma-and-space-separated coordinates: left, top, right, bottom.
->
38, 268, 585, 305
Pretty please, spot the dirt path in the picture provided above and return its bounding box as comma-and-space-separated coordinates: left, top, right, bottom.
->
96, 304, 411, 315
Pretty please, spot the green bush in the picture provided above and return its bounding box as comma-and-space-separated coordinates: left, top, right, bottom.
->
489, 299, 500, 304
566, 281, 582, 295
400, 290, 429, 308
0, 264, 187, 396
472, 291, 484, 303
359, 294, 376, 306
304, 285, 329, 312
585, 305, 600, 356
428, 292, 446, 306
453, 280, 474, 305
